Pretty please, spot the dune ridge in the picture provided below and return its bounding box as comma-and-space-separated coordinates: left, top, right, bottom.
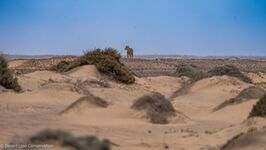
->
1, 61, 266, 150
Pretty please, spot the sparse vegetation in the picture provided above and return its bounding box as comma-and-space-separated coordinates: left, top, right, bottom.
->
249, 94, 266, 118
212, 87, 265, 112
28, 129, 111, 150
131, 92, 176, 124
171, 63, 206, 99
169, 80, 194, 100
174, 63, 206, 82
0, 55, 21, 92
172, 64, 255, 100
254, 82, 266, 90
208, 65, 252, 83
220, 132, 244, 150
248, 127, 257, 133
220, 129, 266, 150
50, 60, 71, 72
51, 48, 135, 84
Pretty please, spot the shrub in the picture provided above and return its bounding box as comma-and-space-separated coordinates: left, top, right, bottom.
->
102, 48, 121, 61
220, 132, 244, 150
131, 92, 176, 124
174, 63, 206, 82
28, 129, 111, 150
82, 48, 121, 64
50, 60, 71, 72
51, 48, 135, 84
212, 87, 265, 112
249, 94, 266, 118
254, 82, 266, 90
95, 57, 135, 84
0, 55, 21, 92
84, 48, 134, 84
208, 65, 252, 83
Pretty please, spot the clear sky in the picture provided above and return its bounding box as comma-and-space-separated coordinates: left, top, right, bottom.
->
0, 0, 265, 56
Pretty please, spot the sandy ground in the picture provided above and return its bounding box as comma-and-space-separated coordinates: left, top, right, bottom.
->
1, 64, 266, 150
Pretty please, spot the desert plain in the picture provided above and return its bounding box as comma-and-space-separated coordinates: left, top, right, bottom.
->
1, 56, 266, 150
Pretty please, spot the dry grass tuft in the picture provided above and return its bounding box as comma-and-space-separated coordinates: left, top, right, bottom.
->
132, 92, 176, 124
27, 129, 111, 150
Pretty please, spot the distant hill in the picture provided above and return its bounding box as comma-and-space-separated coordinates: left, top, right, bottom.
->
5, 54, 77, 60
4, 54, 266, 60
132, 55, 266, 60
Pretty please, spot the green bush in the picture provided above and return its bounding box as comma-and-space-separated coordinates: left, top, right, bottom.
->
0, 55, 21, 92
82, 48, 121, 64
102, 48, 121, 61
86, 48, 134, 84
96, 57, 135, 84
28, 129, 111, 150
51, 48, 135, 84
208, 65, 252, 83
249, 94, 266, 118
174, 63, 206, 82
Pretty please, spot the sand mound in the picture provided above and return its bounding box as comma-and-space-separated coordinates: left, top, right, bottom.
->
170, 80, 194, 100
18, 71, 70, 91
131, 92, 189, 124
0, 85, 7, 93
65, 65, 100, 80
23, 70, 68, 80
220, 128, 266, 150
61, 95, 109, 114
213, 87, 265, 112
142, 76, 186, 97
171, 76, 247, 100
208, 65, 252, 83
191, 76, 247, 92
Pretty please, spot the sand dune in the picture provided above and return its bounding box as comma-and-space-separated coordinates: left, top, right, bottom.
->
172, 76, 253, 123
61, 95, 109, 114
221, 128, 266, 150
212, 87, 265, 112
65, 65, 100, 80
0, 64, 265, 150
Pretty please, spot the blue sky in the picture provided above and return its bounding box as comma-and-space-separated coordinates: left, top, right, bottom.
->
0, 0, 265, 56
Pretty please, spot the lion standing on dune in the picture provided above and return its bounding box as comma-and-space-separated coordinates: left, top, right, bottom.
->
125, 45, 134, 58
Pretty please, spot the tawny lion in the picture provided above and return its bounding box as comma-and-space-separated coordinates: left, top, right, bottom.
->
125, 45, 134, 58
